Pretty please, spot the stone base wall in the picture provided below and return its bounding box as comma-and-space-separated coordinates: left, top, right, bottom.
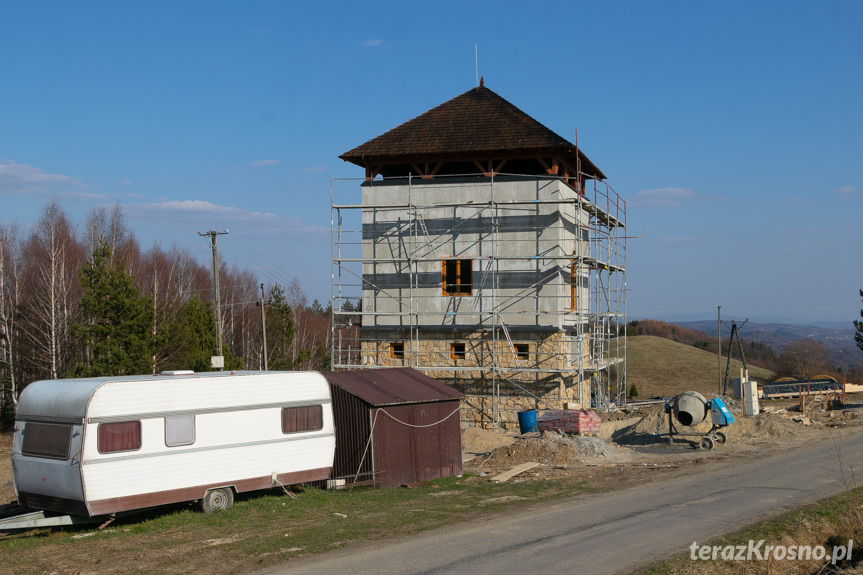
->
361, 330, 593, 430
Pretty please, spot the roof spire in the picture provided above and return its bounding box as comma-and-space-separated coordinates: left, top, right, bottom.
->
479, 75, 484, 87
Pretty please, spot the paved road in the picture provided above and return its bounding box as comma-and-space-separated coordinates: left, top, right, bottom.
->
258, 426, 863, 575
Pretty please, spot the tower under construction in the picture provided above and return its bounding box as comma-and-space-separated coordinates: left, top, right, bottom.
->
330, 83, 627, 429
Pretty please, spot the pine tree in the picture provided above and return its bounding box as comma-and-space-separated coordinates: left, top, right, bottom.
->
73, 239, 154, 377
160, 294, 217, 372
266, 283, 295, 370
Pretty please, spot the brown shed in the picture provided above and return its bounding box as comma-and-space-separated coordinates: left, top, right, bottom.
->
324, 368, 464, 488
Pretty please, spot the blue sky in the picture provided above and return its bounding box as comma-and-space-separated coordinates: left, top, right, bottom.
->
1, 1, 861, 324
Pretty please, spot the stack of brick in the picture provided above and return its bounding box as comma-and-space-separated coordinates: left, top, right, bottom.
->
537, 410, 602, 436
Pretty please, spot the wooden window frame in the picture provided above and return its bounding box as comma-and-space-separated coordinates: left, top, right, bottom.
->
442, 259, 473, 296
281, 405, 324, 434
22, 422, 72, 460
390, 342, 404, 359
451, 342, 466, 360
98, 421, 142, 454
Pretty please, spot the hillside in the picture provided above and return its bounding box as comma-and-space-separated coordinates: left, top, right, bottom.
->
625, 335, 775, 399
678, 320, 860, 371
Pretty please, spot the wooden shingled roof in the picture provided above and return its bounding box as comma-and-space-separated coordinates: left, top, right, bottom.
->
339, 83, 605, 180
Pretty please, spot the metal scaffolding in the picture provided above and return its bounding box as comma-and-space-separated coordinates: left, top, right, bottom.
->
330, 172, 627, 426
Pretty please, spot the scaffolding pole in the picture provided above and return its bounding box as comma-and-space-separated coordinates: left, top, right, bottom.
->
330, 172, 627, 427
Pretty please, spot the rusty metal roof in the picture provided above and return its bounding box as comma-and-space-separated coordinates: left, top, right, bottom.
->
323, 367, 463, 407
339, 84, 605, 180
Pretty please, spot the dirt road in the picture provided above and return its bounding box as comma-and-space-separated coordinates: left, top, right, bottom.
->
256, 426, 863, 575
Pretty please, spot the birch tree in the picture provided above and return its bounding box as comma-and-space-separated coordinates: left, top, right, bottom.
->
18, 203, 82, 380
0, 224, 22, 416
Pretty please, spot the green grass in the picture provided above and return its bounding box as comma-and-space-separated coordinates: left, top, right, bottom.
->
0, 475, 590, 574
626, 336, 775, 399
635, 488, 863, 575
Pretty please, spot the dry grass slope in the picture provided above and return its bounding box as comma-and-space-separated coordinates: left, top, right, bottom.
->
626, 335, 775, 399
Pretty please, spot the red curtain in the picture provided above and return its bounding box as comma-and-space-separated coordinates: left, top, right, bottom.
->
98, 421, 141, 453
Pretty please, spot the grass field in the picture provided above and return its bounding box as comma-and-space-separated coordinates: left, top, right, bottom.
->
636, 486, 863, 574
0, 472, 600, 574
625, 336, 775, 399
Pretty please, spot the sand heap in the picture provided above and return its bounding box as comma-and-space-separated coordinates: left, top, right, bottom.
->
475, 432, 632, 468
612, 404, 815, 445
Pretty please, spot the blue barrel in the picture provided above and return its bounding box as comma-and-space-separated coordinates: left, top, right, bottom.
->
517, 409, 538, 434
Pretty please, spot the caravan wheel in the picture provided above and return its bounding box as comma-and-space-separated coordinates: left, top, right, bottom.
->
200, 487, 234, 514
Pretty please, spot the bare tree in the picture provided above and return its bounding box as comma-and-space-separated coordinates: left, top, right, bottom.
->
18, 203, 83, 380
0, 224, 22, 413
778, 338, 833, 380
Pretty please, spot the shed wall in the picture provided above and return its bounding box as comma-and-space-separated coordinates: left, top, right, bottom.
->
330, 384, 374, 482
370, 401, 462, 487
330, 388, 462, 487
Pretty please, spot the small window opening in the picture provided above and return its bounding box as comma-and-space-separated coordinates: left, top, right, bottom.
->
515, 344, 529, 361
451, 342, 466, 360
442, 259, 473, 295
390, 342, 404, 359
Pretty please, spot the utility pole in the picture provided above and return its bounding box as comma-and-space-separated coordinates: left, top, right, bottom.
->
717, 306, 722, 395
199, 230, 228, 367
722, 319, 749, 395
259, 283, 268, 371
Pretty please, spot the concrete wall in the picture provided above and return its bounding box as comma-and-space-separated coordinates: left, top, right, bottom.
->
360, 176, 589, 330
358, 175, 598, 429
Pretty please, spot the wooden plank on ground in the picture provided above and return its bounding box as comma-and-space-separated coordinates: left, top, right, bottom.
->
492, 462, 540, 483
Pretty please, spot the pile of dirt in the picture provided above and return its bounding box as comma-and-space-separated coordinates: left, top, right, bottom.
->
462, 426, 517, 461
475, 432, 632, 468
597, 406, 653, 422
724, 412, 813, 439
611, 404, 817, 445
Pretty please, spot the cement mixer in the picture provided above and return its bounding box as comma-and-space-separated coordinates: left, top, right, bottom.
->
664, 391, 734, 450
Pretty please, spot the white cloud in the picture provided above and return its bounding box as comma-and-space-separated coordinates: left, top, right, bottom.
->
629, 187, 695, 207
128, 200, 328, 237
249, 159, 280, 167
121, 179, 133, 186
363, 38, 383, 47
0, 159, 84, 190
837, 185, 857, 196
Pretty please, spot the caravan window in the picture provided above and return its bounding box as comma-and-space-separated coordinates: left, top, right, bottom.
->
165, 415, 195, 447
98, 421, 141, 453
22, 422, 72, 460
281, 405, 323, 434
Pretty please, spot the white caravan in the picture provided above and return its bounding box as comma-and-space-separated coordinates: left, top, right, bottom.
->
11, 370, 335, 517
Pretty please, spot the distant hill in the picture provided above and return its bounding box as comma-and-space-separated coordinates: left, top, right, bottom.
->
677, 320, 861, 371
627, 318, 779, 371
626, 335, 775, 399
